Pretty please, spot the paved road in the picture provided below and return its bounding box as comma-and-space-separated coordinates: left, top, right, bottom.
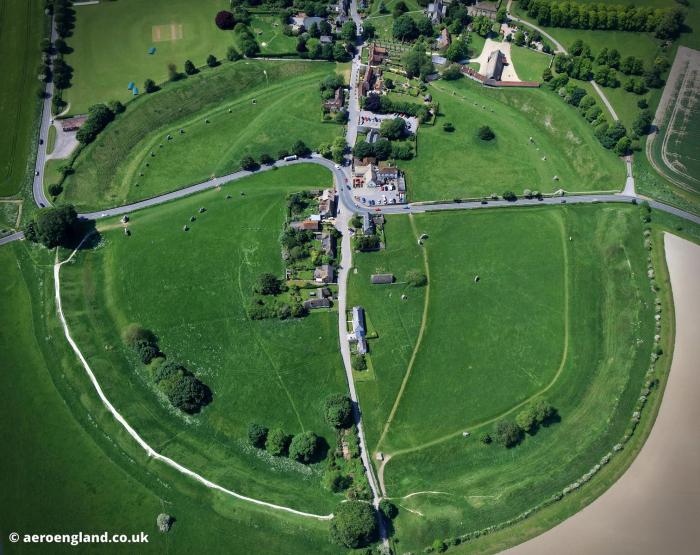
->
32, 19, 57, 209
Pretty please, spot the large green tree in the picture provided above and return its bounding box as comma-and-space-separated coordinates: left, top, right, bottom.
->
329, 501, 378, 548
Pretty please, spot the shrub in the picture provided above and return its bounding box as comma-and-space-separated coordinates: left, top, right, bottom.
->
516, 406, 537, 433
406, 270, 427, 287
352, 354, 367, 371
291, 140, 311, 157
260, 153, 274, 165
495, 420, 522, 448
323, 394, 353, 429
154, 361, 211, 414
477, 125, 495, 141
184, 59, 197, 75
289, 431, 321, 463
266, 428, 292, 456
240, 155, 259, 171
379, 499, 398, 520
48, 183, 63, 197
329, 501, 378, 548
443, 122, 455, 132
255, 272, 282, 295
144, 78, 158, 93
76, 104, 115, 144
247, 423, 269, 448
227, 46, 242, 61
502, 191, 517, 201
480, 432, 492, 444
206, 54, 218, 67
215, 10, 236, 30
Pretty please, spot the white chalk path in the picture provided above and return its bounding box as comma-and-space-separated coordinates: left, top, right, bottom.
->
54, 242, 333, 521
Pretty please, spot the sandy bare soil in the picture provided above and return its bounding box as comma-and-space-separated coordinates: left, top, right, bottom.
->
473, 39, 520, 82
504, 233, 700, 555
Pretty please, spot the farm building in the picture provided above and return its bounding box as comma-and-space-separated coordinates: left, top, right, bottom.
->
348, 306, 368, 354
362, 213, 374, 234
468, 1, 499, 19
59, 115, 88, 132
371, 274, 394, 284
290, 219, 320, 231
485, 50, 505, 81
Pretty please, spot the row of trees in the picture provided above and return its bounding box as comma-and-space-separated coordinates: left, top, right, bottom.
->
248, 424, 324, 462
122, 324, 212, 414
42, 0, 76, 113
239, 139, 312, 172
484, 399, 557, 448
519, 0, 686, 39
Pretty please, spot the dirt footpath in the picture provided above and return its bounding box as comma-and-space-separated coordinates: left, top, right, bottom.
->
504, 233, 700, 555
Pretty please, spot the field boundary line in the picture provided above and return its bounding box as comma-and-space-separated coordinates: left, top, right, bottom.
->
383, 212, 571, 461
54, 240, 332, 521
374, 214, 431, 453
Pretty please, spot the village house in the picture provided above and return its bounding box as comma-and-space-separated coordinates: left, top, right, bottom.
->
360, 65, 385, 96
348, 306, 368, 354
291, 13, 325, 32
362, 213, 374, 235
318, 189, 336, 218
370, 273, 394, 284
324, 87, 345, 112
467, 1, 499, 20
426, 0, 447, 23
304, 297, 332, 310
437, 28, 451, 49
321, 229, 337, 258
352, 162, 406, 195
314, 264, 335, 283
368, 43, 388, 66
319, 35, 333, 45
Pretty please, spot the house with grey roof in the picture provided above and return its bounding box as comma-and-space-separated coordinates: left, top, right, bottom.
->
371, 273, 394, 284
348, 306, 368, 354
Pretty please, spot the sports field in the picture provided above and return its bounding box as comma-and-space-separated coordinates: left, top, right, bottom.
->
58, 166, 348, 515
0, 0, 44, 196
403, 78, 625, 201
63, 0, 236, 114
349, 204, 658, 552
62, 60, 342, 211
0, 239, 341, 554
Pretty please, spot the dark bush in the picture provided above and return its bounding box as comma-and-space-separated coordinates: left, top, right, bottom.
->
323, 394, 353, 429
215, 10, 236, 30
495, 420, 523, 448
477, 125, 495, 141
289, 431, 321, 463
248, 423, 269, 448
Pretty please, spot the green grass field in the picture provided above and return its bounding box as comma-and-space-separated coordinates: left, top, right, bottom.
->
63, 0, 237, 115
62, 60, 342, 211
0, 240, 342, 555
402, 77, 625, 201
349, 204, 659, 552
0, 0, 44, 196
510, 45, 553, 82
59, 166, 348, 515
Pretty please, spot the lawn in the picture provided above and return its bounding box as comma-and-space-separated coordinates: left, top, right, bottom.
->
62, 60, 342, 211
510, 44, 553, 82
0, 0, 45, 196
59, 165, 348, 515
402, 77, 625, 201
62, 0, 237, 115
349, 204, 660, 553
249, 15, 298, 56
0, 240, 342, 555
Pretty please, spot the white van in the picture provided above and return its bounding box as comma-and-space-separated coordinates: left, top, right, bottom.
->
283, 155, 298, 162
